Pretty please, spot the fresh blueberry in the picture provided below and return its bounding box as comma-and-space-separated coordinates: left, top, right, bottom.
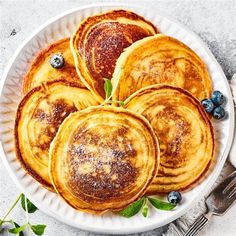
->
211, 91, 225, 106
212, 106, 226, 120
50, 54, 64, 69
167, 191, 182, 205
201, 99, 215, 113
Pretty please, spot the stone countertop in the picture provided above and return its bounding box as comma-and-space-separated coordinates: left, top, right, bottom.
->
0, 0, 236, 236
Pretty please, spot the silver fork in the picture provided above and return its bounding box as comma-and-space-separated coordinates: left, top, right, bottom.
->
184, 171, 236, 236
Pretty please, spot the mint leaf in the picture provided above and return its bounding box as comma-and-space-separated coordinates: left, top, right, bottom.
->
118, 197, 145, 218
21, 195, 37, 213
8, 223, 27, 234
148, 197, 176, 210
13, 222, 24, 236
118, 101, 125, 106
141, 199, 149, 217
104, 79, 112, 99
30, 224, 46, 235
142, 205, 148, 217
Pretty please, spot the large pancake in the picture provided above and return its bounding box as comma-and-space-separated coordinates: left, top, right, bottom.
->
15, 80, 99, 190
23, 38, 85, 94
125, 85, 215, 193
49, 106, 159, 214
71, 10, 158, 102
112, 34, 212, 101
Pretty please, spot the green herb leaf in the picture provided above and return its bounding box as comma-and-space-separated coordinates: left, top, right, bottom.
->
119, 101, 125, 106
21, 195, 37, 213
0, 193, 23, 227
8, 223, 27, 234
107, 100, 125, 106
104, 79, 112, 99
118, 197, 145, 218
142, 204, 149, 217
148, 197, 176, 211
30, 224, 46, 235
13, 222, 24, 236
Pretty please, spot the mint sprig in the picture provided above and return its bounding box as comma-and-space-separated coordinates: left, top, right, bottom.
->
21, 194, 37, 213
118, 196, 176, 218
12, 222, 24, 236
141, 198, 149, 217
148, 197, 176, 210
0, 193, 46, 235
103, 78, 124, 106
104, 79, 112, 100
118, 197, 145, 218
8, 224, 27, 234
30, 224, 46, 235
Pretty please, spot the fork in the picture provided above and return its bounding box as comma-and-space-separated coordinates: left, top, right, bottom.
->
184, 171, 236, 236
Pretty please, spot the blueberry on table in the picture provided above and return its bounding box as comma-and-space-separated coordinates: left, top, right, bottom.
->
201, 99, 215, 113
211, 91, 225, 106
50, 54, 64, 68
212, 106, 226, 120
167, 191, 182, 205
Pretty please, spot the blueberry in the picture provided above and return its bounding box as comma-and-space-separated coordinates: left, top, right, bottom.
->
201, 99, 215, 113
212, 106, 226, 120
50, 54, 64, 69
211, 91, 225, 106
167, 191, 182, 205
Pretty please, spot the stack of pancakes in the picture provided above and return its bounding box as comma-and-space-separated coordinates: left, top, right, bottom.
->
15, 10, 215, 214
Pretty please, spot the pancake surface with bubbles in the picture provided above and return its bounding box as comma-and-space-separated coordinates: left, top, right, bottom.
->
71, 10, 158, 102
125, 85, 215, 193
112, 34, 212, 101
15, 80, 98, 190
49, 106, 159, 213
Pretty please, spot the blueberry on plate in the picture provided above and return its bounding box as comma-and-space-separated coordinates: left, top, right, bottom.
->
212, 106, 226, 120
50, 54, 64, 69
201, 99, 215, 113
167, 191, 182, 205
211, 91, 225, 106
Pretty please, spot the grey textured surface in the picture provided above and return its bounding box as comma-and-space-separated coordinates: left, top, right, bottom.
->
0, 0, 236, 236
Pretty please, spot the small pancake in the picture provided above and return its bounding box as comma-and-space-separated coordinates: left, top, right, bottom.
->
112, 34, 212, 101
49, 106, 159, 213
125, 85, 215, 193
71, 10, 158, 102
15, 80, 99, 190
23, 38, 85, 94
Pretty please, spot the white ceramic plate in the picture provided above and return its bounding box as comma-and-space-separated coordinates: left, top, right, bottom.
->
0, 2, 235, 234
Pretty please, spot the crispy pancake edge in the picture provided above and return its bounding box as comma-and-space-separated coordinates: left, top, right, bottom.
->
70, 9, 159, 103
15, 79, 92, 191
23, 38, 85, 94
112, 34, 213, 101
49, 106, 160, 213
124, 84, 215, 193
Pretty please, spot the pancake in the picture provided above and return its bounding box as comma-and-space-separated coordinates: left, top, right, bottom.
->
23, 38, 85, 94
15, 80, 99, 190
71, 10, 158, 102
112, 34, 212, 102
125, 85, 215, 193
49, 106, 159, 214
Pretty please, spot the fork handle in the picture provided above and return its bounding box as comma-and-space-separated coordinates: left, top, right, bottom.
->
184, 212, 212, 236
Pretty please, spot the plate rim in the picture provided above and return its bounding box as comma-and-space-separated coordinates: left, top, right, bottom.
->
0, 2, 235, 234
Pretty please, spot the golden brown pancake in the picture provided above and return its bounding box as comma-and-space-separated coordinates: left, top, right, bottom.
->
112, 34, 212, 102
71, 10, 158, 102
49, 106, 159, 213
15, 80, 99, 190
23, 38, 85, 94
125, 85, 215, 193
